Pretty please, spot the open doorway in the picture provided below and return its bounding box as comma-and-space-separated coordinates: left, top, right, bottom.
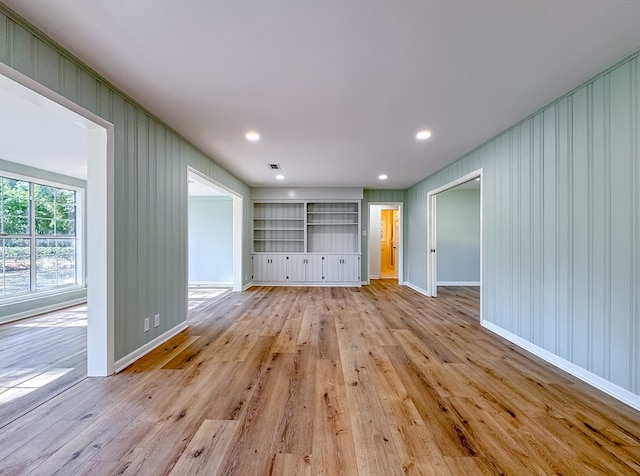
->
427, 170, 482, 319
186, 168, 243, 316
0, 66, 113, 424
368, 202, 403, 283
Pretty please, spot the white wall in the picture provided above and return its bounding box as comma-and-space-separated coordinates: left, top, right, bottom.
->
188, 196, 233, 283
368, 205, 383, 278
436, 188, 480, 284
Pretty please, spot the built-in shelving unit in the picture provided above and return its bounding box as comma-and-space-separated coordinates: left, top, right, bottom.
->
251, 200, 361, 285
306, 202, 359, 253
253, 202, 304, 252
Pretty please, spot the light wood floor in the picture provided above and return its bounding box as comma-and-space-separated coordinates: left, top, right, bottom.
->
0, 305, 87, 429
1, 282, 640, 475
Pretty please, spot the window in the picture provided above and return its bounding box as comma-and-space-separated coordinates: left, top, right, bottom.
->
0, 175, 82, 298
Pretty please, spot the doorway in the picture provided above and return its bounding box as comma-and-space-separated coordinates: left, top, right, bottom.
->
368, 202, 403, 283
186, 167, 243, 313
0, 66, 114, 377
380, 209, 399, 279
427, 170, 482, 319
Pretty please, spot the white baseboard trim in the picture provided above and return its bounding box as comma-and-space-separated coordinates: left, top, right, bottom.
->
482, 320, 640, 412
402, 281, 430, 297
250, 282, 362, 288
437, 281, 480, 286
0, 297, 87, 325
370, 274, 380, 279
243, 282, 253, 291
114, 321, 189, 373
189, 281, 233, 286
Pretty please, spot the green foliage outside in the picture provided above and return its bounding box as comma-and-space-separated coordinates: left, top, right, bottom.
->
0, 178, 76, 236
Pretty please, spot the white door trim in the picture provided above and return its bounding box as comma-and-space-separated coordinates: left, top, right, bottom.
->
368, 202, 403, 284
426, 169, 483, 322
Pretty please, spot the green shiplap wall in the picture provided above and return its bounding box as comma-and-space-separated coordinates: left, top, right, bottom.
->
406, 54, 640, 397
0, 9, 251, 361
362, 189, 406, 280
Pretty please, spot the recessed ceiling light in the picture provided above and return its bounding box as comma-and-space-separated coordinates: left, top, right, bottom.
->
276, 174, 285, 180
245, 131, 260, 142
475, 177, 480, 181
378, 174, 388, 180
416, 130, 432, 140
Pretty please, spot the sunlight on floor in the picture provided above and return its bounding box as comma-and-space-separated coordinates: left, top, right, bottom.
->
0, 368, 72, 405
188, 285, 231, 311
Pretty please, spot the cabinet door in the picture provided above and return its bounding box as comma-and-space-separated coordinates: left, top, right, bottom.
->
252, 255, 287, 282
343, 255, 361, 282
270, 255, 288, 282
306, 254, 324, 282
287, 255, 306, 282
252, 255, 270, 282
323, 255, 343, 282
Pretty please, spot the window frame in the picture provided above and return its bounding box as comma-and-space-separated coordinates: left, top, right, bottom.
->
0, 170, 85, 301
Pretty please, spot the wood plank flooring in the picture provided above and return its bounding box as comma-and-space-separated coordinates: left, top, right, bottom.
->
1, 282, 640, 475
0, 305, 87, 429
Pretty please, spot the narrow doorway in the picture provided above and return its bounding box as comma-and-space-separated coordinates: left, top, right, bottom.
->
368, 202, 402, 283
380, 209, 399, 279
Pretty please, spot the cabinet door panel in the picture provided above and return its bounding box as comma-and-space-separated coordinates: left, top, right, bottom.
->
323, 255, 343, 282
270, 255, 288, 281
252, 255, 269, 281
343, 255, 360, 282
287, 255, 306, 282
306, 254, 324, 282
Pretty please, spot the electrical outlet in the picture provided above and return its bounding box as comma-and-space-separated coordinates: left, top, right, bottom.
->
154, 313, 160, 327
144, 317, 150, 332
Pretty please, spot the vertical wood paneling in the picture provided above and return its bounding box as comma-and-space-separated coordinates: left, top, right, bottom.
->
405, 51, 640, 400
33, 41, 59, 92
111, 94, 126, 360
589, 75, 608, 378
556, 98, 571, 361
633, 58, 640, 394
571, 88, 589, 369
12, 24, 33, 78
0, 14, 8, 65
531, 113, 543, 346
542, 106, 558, 352
609, 64, 633, 390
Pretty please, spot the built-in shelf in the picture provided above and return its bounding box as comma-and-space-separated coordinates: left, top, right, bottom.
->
252, 200, 361, 285
253, 201, 360, 254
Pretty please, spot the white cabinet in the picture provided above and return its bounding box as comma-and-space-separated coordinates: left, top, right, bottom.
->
323, 255, 360, 283
251, 253, 359, 285
251, 255, 287, 282
288, 255, 323, 283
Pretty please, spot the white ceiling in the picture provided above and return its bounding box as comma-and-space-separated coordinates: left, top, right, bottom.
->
0, 73, 89, 180
3, 1, 640, 189
188, 171, 228, 197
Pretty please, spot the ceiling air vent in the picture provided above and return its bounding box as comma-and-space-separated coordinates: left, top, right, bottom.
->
268, 163, 281, 170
